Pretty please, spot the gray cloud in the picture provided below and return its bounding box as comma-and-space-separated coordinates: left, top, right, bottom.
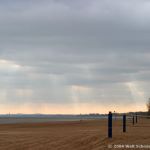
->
0, 0, 150, 113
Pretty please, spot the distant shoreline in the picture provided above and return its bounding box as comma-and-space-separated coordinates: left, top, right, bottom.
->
0, 116, 107, 124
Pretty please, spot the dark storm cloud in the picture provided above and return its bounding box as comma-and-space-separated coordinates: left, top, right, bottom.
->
0, 0, 150, 111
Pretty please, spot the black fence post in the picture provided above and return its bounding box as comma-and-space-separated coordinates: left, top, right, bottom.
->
132, 116, 135, 125
123, 114, 126, 132
108, 111, 112, 138
136, 114, 138, 123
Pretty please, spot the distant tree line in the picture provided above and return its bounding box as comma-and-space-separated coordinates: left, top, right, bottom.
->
147, 98, 150, 116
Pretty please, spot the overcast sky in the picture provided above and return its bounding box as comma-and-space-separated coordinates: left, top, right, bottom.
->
0, 0, 150, 114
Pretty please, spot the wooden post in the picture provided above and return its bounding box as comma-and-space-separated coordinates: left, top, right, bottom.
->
108, 111, 112, 138
132, 116, 135, 125
123, 114, 126, 132
136, 114, 138, 123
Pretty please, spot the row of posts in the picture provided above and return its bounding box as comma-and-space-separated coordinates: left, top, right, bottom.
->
108, 112, 138, 138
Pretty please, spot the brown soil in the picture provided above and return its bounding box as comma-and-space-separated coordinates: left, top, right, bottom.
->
0, 118, 149, 150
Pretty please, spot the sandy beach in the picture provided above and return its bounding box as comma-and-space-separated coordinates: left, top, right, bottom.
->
0, 118, 149, 150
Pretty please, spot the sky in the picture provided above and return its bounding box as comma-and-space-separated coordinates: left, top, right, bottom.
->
0, 0, 150, 114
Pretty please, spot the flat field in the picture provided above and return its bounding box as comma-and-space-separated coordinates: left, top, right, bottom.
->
0, 118, 149, 150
